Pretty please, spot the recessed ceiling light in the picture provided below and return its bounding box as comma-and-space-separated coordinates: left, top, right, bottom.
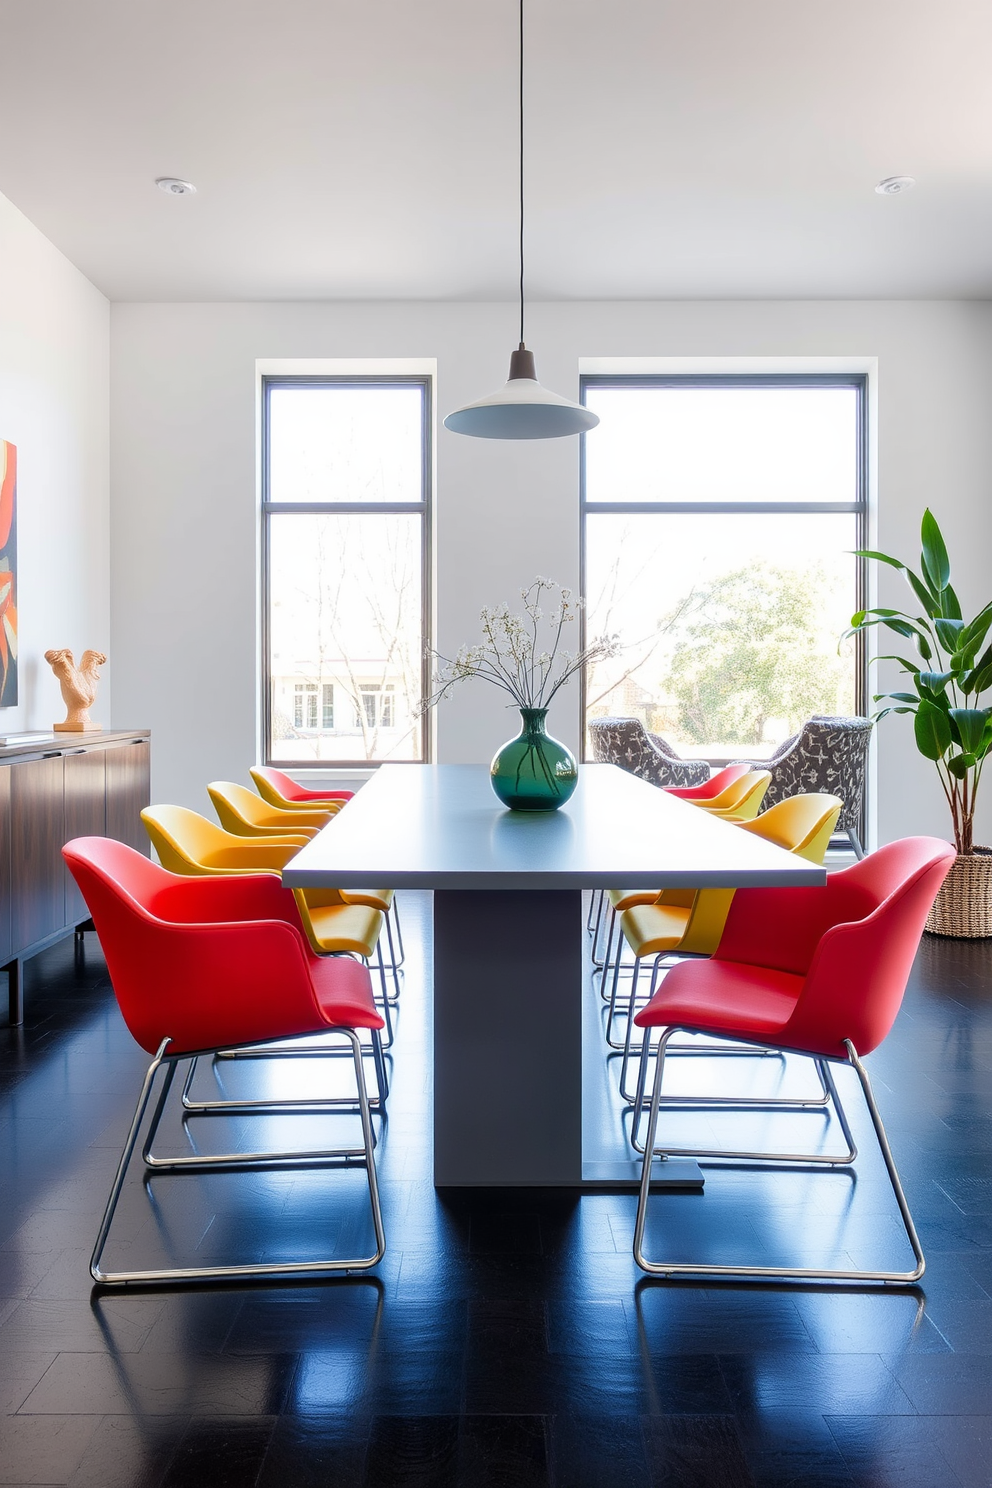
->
875, 175, 915, 196
156, 177, 196, 196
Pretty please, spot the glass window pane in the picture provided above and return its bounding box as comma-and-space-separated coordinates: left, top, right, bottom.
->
269, 512, 423, 762
268, 384, 424, 504
584, 511, 858, 757
584, 385, 859, 504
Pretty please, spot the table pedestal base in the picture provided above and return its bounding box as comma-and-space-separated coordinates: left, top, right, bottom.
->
582, 1159, 705, 1191
434, 888, 583, 1186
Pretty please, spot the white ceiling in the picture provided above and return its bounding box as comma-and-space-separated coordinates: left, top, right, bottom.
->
0, 0, 990, 302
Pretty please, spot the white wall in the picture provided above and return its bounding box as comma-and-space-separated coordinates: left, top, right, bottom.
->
109, 298, 992, 847
0, 192, 110, 732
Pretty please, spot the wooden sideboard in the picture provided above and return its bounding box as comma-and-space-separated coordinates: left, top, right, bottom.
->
0, 730, 150, 1025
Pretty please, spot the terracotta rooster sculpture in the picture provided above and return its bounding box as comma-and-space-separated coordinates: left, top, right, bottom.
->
45, 648, 107, 732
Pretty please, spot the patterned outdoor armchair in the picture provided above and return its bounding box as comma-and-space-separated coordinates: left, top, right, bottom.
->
731, 715, 873, 857
588, 717, 711, 790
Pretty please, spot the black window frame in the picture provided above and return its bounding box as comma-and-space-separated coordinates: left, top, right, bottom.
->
261, 373, 433, 770
578, 370, 869, 765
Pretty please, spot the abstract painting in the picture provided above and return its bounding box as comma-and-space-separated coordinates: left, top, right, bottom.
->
0, 440, 17, 706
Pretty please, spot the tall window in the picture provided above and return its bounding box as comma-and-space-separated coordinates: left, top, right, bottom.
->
581, 375, 867, 761
263, 376, 431, 765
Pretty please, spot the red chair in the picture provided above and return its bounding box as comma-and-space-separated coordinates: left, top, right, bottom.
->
630, 837, 954, 1285
250, 765, 354, 809
63, 837, 386, 1285
663, 763, 750, 800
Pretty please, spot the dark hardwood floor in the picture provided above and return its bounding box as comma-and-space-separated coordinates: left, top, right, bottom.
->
1, 891, 991, 1486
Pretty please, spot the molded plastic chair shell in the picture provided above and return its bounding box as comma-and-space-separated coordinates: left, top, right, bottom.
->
640, 836, 953, 1060
61, 837, 385, 1283
664, 763, 750, 801
142, 803, 309, 876
251, 765, 353, 810
64, 837, 384, 1055
693, 769, 771, 820
629, 836, 954, 1284
208, 779, 330, 837
141, 805, 383, 959
621, 794, 843, 960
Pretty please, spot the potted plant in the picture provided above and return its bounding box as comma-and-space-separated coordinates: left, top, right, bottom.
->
846, 509, 992, 935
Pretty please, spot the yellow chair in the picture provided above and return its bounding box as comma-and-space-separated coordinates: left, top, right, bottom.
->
141, 804, 383, 958
209, 780, 403, 992
207, 780, 330, 839
593, 770, 774, 988
202, 785, 392, 912
692, 769, 772, 821
606, 794, 843, 1074
141, 804, 311, 876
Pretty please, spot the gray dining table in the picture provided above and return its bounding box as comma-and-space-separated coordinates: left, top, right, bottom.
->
282, 763, 826, 1189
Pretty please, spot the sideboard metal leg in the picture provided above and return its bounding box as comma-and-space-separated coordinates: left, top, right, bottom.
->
6, 958, 23, 1026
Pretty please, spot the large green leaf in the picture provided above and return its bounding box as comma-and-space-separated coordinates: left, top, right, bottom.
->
876, 654, 922, 675
853, 548, 905, 568
947, 752, 978, 779
935, 617, 965, 652
874, 691, 920, 705
941, 583, 963, 621
921, 508, 951, 591
845, 615, 926, 644
966, 658, 992, 697
886, 619, 920, 640
949, 707, 990, 754
972, 640, 992, 675
918, 671, 953, 694
915, 698, 952, 759
961, 602, 992, 652
907, 571, 942, 617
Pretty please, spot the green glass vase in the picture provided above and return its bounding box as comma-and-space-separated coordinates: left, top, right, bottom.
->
490, 708, 578, 811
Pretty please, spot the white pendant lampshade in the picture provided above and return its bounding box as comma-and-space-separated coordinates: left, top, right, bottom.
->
443, 347, 599, 440
443, 1, 599, 443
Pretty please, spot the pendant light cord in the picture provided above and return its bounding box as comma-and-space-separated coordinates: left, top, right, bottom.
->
519, 0, 525, 348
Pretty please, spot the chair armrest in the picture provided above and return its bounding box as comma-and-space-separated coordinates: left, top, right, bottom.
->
261, 808, 333, 831
123, 915, 334, 1055
204, 839, 308, 871
714, 866, 876, 976
640, 752, 711, 789
151, 872, 302, 928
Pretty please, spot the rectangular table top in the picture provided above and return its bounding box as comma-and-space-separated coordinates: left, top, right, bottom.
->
281, 763, 827, 891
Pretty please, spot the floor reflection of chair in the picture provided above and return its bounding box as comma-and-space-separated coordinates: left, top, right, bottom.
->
630, 837, 955, 1283
90, 1277, 384, 1424
63, 837, 386, 1284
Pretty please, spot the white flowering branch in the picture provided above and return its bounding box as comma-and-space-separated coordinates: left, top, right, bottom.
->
421, 578, 621, 714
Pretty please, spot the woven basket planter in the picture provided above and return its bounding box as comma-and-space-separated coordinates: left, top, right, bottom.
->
925, 846, 992, 938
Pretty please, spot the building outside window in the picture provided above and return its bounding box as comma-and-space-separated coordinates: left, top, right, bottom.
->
263, 376, 431, 765
355, 684, 395, 731
581, 375, 867, 761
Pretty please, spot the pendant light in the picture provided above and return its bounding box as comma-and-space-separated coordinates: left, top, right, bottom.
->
443, 0, 599, 440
